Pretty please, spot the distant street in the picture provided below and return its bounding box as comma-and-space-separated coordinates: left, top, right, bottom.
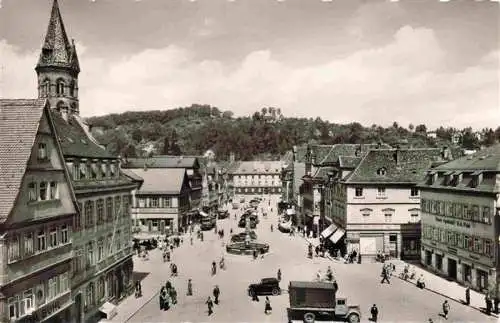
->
124, 196, 497, 323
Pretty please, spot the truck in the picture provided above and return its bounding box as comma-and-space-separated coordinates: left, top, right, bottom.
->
287, 281, 360, 323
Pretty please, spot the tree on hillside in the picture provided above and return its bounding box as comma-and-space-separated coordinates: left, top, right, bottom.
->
162, 136, 170, 155
415, 124, 427, 134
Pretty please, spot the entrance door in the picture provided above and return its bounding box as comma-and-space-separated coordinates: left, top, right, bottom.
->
74, 293, 83, 323
147, 220, 152, 232
160, 220, 165, 234
425, 250, 432, 266
448, 258, 457, 279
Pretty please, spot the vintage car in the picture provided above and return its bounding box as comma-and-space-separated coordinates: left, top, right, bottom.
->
248, 278, 281, 296
230, 231, 257, 242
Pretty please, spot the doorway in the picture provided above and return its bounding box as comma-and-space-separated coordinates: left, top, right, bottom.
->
447, 258, 457, 279
74, 293, 83, 323
425, 250, 432, 266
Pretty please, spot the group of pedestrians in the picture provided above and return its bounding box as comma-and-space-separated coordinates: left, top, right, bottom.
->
159, 280, 178, 311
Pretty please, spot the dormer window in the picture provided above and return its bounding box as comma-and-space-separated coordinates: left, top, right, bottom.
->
376, 167, 387, 176
101, 163, 108, 178
427, 171, 437, 185
110, 163, 116, 178
37, 143, 48, 161
471, 171, 483, 188
444, 171, 454, 185
90, 163, 98, 179
79, 162, 88, 180
452, 173, 463, 186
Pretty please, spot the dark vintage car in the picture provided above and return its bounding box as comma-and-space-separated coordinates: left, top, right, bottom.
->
230, 231, 257, 242
248, 278, 281, 296
238, 217, 257, 228
217, 210, 229, 219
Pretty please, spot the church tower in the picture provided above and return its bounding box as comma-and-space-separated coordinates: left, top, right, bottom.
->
35, 0, 81, 115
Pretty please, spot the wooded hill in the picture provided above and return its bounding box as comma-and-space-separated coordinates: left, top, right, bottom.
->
86, 104, 499, 161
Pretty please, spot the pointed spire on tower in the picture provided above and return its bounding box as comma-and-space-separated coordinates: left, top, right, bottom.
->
36, 0, 80, 72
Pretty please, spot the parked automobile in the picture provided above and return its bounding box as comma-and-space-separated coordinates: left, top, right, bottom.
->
230, 231, 257, 242
238, 217, 257, 228
248, 278, 281, 296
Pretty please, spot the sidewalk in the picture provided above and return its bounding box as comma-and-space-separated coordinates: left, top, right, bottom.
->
389, 259, 499, 319
99, 251, 165, 323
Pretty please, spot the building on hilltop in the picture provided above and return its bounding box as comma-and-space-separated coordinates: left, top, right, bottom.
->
0, 99, 77, 322
419, 144, 500, 299
31, 1, 141, 321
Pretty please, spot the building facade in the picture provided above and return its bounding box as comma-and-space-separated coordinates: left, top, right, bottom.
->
0, 100, 77, 323
419, 144, 500, 298
230, 161, 283, 196
123, 156, 203, 221
127, 168, 191, 236
34, 2, 139, 321
328, 148, 452, 260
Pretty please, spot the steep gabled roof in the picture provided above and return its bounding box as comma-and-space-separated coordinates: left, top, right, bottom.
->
0, 99, 47, 221
345, 148, 443, 184
50, 111, 116, 159
434, 144, 500, 171
314, 143, 392, 165
128, 168, 188, 195
338, 156, 362, 169
36, 0, 80, 73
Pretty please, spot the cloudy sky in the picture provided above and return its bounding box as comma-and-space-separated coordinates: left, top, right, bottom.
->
0, 0, 498, 129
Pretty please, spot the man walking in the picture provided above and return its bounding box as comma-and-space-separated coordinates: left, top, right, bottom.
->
213, 285, 220, 305
442, 300, 450, 320
380, 266, 390, 284
206, 296, 214, 315
485, 294, 492, 315
370, 304, 379, 322
186, 279, 193, 296
465, 287, 470, 305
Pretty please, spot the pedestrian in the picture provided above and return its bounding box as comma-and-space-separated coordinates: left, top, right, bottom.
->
485, 294, 492, 315
159, 287, 166, 310
380, 267, 390, 284
206, 296, 214, 315
442, 300, 450, 320
165, 280, 172, 291
465, 287, 470, 305
264, 296, 272, 314
164, 289, 171, 310
170, 286, 177, 305
213, 285, 220, 304
190, 236, 193, 245
187, 279, 193, 296
211, 261, 217, 275
277, 269, 282, 282
370, 304, 379, 322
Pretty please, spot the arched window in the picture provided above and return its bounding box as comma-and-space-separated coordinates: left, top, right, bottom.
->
42, 79, 50, 97
56, 79, 65, 96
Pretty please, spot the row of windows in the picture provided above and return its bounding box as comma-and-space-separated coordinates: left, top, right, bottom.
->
421, 199, 492, 224
235, 187, 282, 193
235, 175, 280, 180
8, 272, 69, 320
354, 187, 419, 198
69, 160, 117, 181
73, 230, 130, 273
39, 79, 76, 98
8, 225, 70, 263
422, 225, 494, 257
84, 270, 131, 311
136, 197, 174, 208
75, 195, 130, 230
359, 210, 420, 223
28, 181, 58, 202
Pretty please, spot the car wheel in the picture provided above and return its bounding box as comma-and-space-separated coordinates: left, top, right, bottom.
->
303, 312, 315, 323
271, 288, 279, 296
348, 313, 360, 323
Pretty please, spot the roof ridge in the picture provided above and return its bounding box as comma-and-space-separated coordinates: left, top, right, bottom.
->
344, 149, 373, 183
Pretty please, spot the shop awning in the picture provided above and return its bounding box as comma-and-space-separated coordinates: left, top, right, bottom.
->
320, 224, 338, 239
286, 209, 296, 216
329, 228, 345, 244
99, 302, 117, 320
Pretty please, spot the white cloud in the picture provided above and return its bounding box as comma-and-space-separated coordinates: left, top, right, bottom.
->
0, 25, 498, 129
